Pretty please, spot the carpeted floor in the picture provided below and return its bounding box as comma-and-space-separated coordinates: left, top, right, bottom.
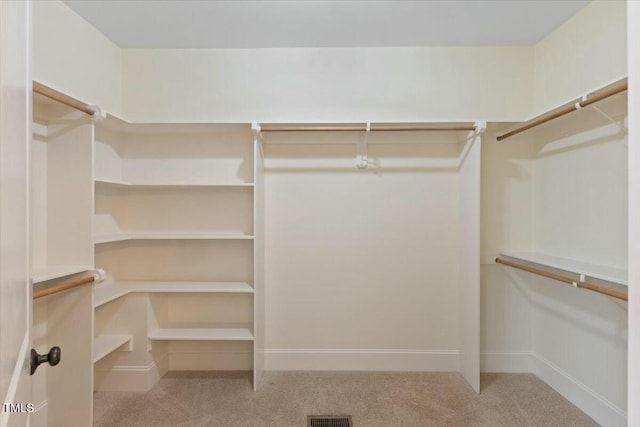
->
93, 371, 597, 427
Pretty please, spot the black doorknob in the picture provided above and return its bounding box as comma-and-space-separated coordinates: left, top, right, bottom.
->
30, 346, 61, 375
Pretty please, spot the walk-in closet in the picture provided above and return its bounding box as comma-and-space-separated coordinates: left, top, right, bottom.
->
0, 1, 638, 426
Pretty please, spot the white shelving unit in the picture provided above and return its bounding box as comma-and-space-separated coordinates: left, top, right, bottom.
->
92, 117, 264, 392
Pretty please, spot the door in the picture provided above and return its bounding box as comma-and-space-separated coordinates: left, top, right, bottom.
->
0, 1, 32, 426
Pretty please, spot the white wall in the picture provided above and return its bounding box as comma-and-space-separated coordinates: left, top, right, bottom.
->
32, 0, 122, 115
533, 0, 627, 115
122, 47, 533, 123
627, 1, 640, 424
264, 133, 465, 371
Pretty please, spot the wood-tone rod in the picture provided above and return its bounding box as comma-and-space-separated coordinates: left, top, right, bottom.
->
33, 275, 96, 300
373, 125, 476, 132
496, 80, 628, 141
260, 124, 476, 133
495, 257, 628, 301
262, 126, 363, 132
32, 81, 96, 116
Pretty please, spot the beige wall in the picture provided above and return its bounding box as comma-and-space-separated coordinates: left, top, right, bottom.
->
32, 0, 122, 115
533, 0, 627, 115
121, 47, 533, 122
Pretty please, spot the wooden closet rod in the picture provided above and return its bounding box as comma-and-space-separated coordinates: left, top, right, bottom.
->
496, 80, 628, 141
261, 124, 477, 132
33, 275, 96, 300
32, 81, 97, 116
495, 257, 628, 301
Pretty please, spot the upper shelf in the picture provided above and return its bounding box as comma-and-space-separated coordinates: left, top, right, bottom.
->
95, 178, 254, 188
98, 113, 252, 134
499, 251, 627, 286
32, 265, 93, 284
496, 78, 627, 142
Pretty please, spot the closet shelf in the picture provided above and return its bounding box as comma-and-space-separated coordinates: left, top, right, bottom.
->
94, 280, 254, 307
32, 265, 94, 284
95, 178, 254, 188
148, 325, 254, 341
94, 232, 254, 244
93, 334, 133, 363
499, 251, 627, 286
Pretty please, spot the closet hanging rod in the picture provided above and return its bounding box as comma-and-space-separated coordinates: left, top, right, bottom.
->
260, 124, 477, 132
32, 81, 97, 116
495, 257, 628, 301
33, 270, 105, 300
496, 80, 628, 141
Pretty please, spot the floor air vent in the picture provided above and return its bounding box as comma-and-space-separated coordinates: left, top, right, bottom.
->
307, 415, 352, 427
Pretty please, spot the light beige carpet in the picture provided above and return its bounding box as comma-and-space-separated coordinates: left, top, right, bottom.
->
93, 372, 597, 427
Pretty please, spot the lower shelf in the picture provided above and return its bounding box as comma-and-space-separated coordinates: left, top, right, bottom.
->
93, 334, 133, 363
94, 279, 254, 307
94, 232, 254, 244
148, 326, 254, 341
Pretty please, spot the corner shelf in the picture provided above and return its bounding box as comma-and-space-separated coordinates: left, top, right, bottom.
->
500, 251, 627, 286
94, 280, 254, 308
148, 325, 254, 341
32, 265, 93, 284
93, 334, 133, 363
94, 232, 254, 244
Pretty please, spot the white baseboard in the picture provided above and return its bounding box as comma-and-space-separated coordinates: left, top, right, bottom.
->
94, 354, 168, 392
481, 351, 627, 427
264, 348, 459, 371
532, 351, 627, 427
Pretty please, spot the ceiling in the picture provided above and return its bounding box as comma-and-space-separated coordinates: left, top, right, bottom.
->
63, 0, 590, 49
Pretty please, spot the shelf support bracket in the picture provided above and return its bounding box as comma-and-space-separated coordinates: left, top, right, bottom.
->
591, 105, 627, 134
88, 105, 106, 122
356, 121, 370, 169
252, 122, 264, 158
